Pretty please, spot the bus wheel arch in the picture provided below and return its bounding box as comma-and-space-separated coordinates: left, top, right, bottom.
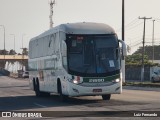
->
34, 77, 50, 97
57, 78, 68, 101
35, 77, 41, 97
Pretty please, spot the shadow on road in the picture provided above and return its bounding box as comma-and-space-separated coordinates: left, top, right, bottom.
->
65, 96, 148, 107
0, 94, 148, 111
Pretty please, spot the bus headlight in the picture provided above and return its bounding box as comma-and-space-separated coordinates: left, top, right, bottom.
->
69, 76, 83, 84
112, 78, 120, 83
73, 79, 79, 84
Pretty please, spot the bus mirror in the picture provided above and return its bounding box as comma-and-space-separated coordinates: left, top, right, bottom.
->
118, 40, 127, 56
116, 48, 119, 60
62, 41, 67, 56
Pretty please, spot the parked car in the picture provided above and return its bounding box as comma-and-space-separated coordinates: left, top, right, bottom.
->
22, 71, 29, 78
151, 71, 160, 83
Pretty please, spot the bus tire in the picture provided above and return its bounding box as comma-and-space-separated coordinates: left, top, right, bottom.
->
35, 78, 43, 97
102, 94, 111, 100
34, 78, 50, 97
33, 78, 36, 91
151, 77, 155, 83
57, 79, 68, 102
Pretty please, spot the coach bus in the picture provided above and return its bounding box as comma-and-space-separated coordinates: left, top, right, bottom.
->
28, 22, 127, 101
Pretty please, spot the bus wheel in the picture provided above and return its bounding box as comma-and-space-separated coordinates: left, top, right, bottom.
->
34, 78, 50, 97
35, 79, 42, 97
102, 94, 111, 100
57, 80, 68, 102
151, 77, 155, 83
33, 78, 36, 91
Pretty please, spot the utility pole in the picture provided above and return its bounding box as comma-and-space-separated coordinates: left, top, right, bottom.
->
139, 17, 152, 82
0, 25, 5, 68
49, 0, 55, 29
152, 20, 155, 64
121, 0, 126, 83
122, 0, 125, 41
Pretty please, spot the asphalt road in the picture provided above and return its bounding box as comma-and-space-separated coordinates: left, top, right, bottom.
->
0, 76, 160, 120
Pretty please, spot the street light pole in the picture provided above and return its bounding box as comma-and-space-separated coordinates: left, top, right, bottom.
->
21, 34, 25, 71
10, 34, 15, 73
0, 25, 6, 68
22, 34, 25, 49
10, 34, 15, 54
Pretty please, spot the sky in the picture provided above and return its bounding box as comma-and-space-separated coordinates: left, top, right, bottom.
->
0, 0, 160, 54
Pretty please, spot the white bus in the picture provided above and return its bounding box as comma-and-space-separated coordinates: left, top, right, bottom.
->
28, 22, 127, 101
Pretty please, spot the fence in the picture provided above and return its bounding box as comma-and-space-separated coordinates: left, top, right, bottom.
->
125, 65, 154, 81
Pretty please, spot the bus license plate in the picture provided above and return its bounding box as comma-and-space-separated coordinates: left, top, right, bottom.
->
93, 89, 102, 92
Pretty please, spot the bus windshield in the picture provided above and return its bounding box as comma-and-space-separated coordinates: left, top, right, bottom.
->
66, 34, 120, 77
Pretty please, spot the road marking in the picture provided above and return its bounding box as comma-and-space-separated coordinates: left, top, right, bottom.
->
10, 95, 17, 97
34, 103, 47, 108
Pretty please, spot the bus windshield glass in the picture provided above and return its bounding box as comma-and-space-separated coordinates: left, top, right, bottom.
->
66, 34, 120, 77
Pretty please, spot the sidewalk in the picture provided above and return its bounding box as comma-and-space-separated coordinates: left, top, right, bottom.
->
124, 81, 160, 86
123, 86, 160, 92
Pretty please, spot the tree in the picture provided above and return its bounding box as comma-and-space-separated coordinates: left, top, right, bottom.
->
134, 45, 160, 60
0, 49, 9, 55
22, 48, 28, 55
9, 49, 16, 55
126, 54, 153, 65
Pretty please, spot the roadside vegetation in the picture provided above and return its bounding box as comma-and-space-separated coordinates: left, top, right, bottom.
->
126, 53, 159, 66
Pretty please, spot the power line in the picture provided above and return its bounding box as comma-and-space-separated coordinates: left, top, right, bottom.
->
125, 18, 139, 26
145, 41, 160, 43
130, 41, 142, 47
152, 17, 160, 21
116, 17, 140, 32
125, 22, 143, 31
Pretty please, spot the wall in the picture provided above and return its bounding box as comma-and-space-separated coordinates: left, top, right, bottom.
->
125, 65, 151, 81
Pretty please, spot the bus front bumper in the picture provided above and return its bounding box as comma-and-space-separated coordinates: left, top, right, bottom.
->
67, 82, 122, 97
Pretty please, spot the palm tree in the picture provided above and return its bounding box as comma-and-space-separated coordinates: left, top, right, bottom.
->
0, 49, 8, 55
9, 49, 16, 55
22, 48, 28, 55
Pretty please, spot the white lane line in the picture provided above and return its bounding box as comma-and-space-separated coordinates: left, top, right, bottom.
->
34, 103, 47, 108
10, 95, 17, 97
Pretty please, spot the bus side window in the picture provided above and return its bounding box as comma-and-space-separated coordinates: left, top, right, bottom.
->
116, 48, 119, 60
50, 34, 56, 54
62, 40, 67, 70
62, 41, 67, 56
